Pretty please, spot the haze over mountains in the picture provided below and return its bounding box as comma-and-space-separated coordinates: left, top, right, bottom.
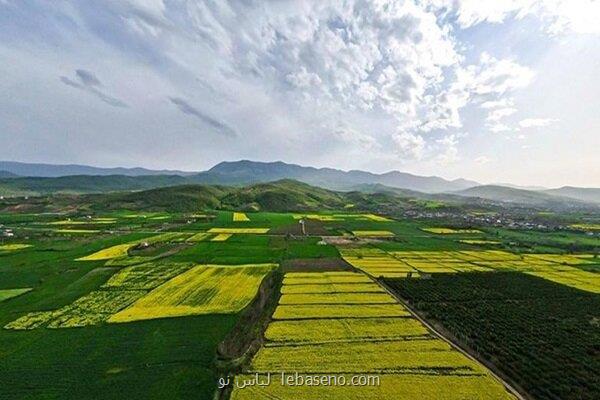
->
0, 160, 598, 208
0, 161, 194, 178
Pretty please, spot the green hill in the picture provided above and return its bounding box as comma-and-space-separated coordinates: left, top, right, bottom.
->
543, 186, 600, 204
219, 179, 346, 211
0, 175, 188, 196
453, 185, 592, 209
89, 184, 232, 212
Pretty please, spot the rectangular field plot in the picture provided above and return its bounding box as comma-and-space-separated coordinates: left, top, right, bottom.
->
292, 214, 343, 221
109, 264, 276, 323
352, 230, 395, 237
233, 212, 250, 221
211, 233, 233, 241
250, 339, 480, 373
362, 213, 393, 222
208, 228, 269, 234
272, 304, 411, 320
265, 318, 429, 343
232, 372, 514, 400
279, 292, 396, 305
281, 282, 384, 294
340, 248, 419, 277
283, 272, 372, 285
103, 262, 192, 290
527, 271, 600, 293
360, 249, 599, 291
186, 232, 210, 242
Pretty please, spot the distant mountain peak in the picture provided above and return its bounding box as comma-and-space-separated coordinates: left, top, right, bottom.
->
200, 160, 479, 193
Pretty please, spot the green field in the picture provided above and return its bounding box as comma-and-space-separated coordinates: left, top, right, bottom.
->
0, 205, 598, 399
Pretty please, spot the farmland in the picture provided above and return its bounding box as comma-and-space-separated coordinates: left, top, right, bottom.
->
230, 271, 514, 399
0, 203, 598, 399
386, 272, 600, 400
110, 264, 276, 322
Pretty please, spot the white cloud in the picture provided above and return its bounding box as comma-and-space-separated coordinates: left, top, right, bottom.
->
487, 107, 518, 122
519, 118, 559, 127
393, 131, 426, 160
474, 155, 491, 164
429, 0, 600, 35
436, 134, 460, 165
3, 0, 574, 176
480, 98, 514, 109
488, 123, 512, 133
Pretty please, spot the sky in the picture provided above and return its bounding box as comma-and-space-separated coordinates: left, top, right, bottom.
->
1, 0, 599, 188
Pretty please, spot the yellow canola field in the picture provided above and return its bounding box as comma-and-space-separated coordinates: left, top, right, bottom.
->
55, 229, 98, 234
231, 374, 514, 400
340, 248, 419, 277
293, 214, 343, 221
362, 213, 393, 222
186, 232, 210, 242
233, 212, 250, 221
47, 290, 147, 328
5, 290, 146, 329
570, 223, 600, 231
231, 270, 515, 400
5, 262, 195, 330
77, 233, 192, 261
5, 310, 63, 330
77, 244, 132, 261
49, 220, 115, 225
280, 282, 384, 294
212, 233, 233, 241
265, 318, 429, 343
352, 230, 395, 237
250, 339, 477, 373
103, 262, 192, 290
272, 304, 410, 320
279, 292, 396, 305
208, 228, 269, 234
0, 244, 32, 251
283, 273, 372, 285
109, 264, 276, 323
350, 248, 600, 293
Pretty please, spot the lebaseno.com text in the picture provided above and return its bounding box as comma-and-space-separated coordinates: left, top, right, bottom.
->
220, 372, 381, 389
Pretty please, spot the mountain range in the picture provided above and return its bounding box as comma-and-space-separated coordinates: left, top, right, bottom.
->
0, 160, 478, 193
0, 160, 598, 209
0, 161, 194, 178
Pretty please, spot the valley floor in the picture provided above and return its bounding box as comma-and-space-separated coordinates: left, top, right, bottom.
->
0, 210, 598, 399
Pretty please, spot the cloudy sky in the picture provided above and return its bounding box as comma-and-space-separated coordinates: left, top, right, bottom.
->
1, 1, 599, 187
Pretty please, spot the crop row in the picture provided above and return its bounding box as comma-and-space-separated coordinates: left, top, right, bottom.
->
230, 271, 514, 399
